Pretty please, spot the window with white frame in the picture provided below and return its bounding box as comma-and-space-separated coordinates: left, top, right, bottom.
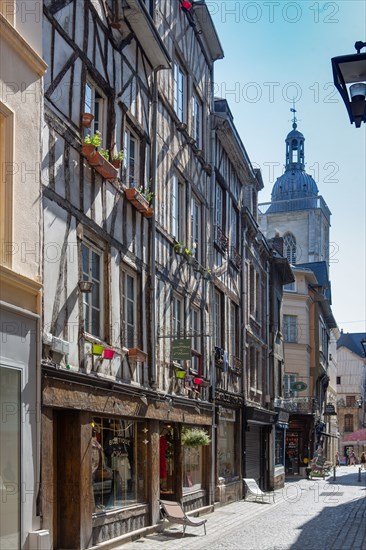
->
283, 373, 297, 397
122, 270, 137, 348
192, 91, 202, 148
173, 295, 184, 338
82, 242, 103, 339
284, 281, 296, 292
191, 196, 201, 260
123, 127, 139, 187
173, 61, 186, 121
283, 315, 298, 343
215, 184, 224, 230
172, 175, 184, 241
84, 81, 105, 138
190, 307, 201, 373
284, 232, 296, 265
229, 301, 239, 361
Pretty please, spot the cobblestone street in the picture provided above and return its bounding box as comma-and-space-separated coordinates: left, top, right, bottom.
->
107, 467, 366, 550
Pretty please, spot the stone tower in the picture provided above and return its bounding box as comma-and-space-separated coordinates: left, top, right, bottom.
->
259, 115, 331, 267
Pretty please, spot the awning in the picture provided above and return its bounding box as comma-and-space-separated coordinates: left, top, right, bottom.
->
320, 431, 339, 439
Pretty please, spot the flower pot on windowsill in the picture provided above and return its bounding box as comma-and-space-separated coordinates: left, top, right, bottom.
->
185, 253, 195, 266
83, 149, 118, 181
127, 347, 148, 362
111, 159, 121, 169
103, 349, 115, 359
124, 188, 153, 218
174, 244, 185, 255
92, 344, 104, 356
175, 369, 186, 379
82, 112, 94, 128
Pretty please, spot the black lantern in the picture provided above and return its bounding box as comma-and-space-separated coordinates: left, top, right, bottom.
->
331, 41, 366, 127
361, 338, 366, 357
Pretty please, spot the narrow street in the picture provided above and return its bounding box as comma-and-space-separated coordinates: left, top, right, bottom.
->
109, 467, 366, 550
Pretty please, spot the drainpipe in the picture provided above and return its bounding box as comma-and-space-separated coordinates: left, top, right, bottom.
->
241, 223, 247, 481
149, 65, 165, 387
209, 65, 216, 507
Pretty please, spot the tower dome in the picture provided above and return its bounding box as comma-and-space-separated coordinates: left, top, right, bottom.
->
271, 121, 319, 202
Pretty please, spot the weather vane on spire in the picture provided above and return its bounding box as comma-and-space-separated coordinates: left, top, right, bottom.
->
290, 99, 297, 129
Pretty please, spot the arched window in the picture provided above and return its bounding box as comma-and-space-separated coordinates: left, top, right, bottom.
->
284, 232, 296, 264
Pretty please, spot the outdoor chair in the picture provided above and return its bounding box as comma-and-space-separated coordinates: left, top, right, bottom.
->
159, 499, 207, 536
243, 478, 275, 503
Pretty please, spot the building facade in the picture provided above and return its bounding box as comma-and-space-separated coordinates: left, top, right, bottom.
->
259, 116, 338, 473
0, 1, 47, 548
336, 332, 366, 458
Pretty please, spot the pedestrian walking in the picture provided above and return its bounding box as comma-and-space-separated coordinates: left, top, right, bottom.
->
335, 451, 340, 467
360, 451, 366, 470
349, 449, 356, 466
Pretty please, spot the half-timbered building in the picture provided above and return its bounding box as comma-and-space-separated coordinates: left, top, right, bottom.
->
41, 0, 173, 547
40, 0, 223, 548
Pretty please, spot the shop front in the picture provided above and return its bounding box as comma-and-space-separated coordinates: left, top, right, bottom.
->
274, 410, 289, 489
41, 368, 213, 549
285, 415, 314, 477
244, 407, 276, 491
214, 390, 243, 505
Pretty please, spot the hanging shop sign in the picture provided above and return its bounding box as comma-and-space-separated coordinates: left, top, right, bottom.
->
324, 404, 337, 415
172, 339, 192, 360
291, 381, 308, 392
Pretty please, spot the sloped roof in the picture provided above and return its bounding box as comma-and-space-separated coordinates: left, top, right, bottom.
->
297, 261, 332, 303
337, 332, 366, 357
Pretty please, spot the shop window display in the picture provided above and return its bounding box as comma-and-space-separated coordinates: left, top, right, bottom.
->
92, 417, 147, 512
159, 425, 174, 494
217, 417, 236, 479
183, 446, 202, 492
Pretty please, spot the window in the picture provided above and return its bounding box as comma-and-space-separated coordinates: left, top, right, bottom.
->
192, 92, 202, 148
215, 184, 224, 231
217, 411, 237, 479
283, 373, 297, 397
346, 395, 356, 407
283, 315, 298, 343
0, 104, 13, 266
173, 295, 184, 338
84, 81, 105, 138
190, 307, 201, 374
249, 265, 260, 320
284, 232, 296, 265
172, 175, 184, 241
82, 242, 103, 338
123, 128, 139, 187
229, 301, 238, 360
191, 196, 201, 260
336, 376, 341, 385
284, 281, 296, 292
183, 445, 203, 493
213, 289, 223, 347
92, 417, 147, 511
344, 414, 353, 432
174, 61, 186, 121
122, 271, 137, 348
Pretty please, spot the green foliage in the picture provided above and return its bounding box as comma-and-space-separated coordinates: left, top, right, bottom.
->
84, 130, 102, 147
181, 428, 211, 447
99, 148, 109, 160
138, 185, 154, 204
113, 150, 124, 161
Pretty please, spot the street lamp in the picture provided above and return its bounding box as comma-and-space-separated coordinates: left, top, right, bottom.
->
331, 41, 366, 127
361, 338, 366, 357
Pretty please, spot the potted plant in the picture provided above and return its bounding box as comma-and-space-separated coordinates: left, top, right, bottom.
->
174, 242, 186, 255
124, 185, 154, 218
81, 112, 94, 128
112, 150, 124, 169
99, 148, 110, 160
181, 428, 211, 448
82, 131, 102, 157
175, 368, 186, 379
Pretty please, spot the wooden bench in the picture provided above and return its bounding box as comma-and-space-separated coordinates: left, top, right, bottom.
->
159, 499, 207, 536
243, 478, 274, 503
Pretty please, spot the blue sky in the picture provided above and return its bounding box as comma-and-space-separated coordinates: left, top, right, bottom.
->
209, 0, 366, 334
